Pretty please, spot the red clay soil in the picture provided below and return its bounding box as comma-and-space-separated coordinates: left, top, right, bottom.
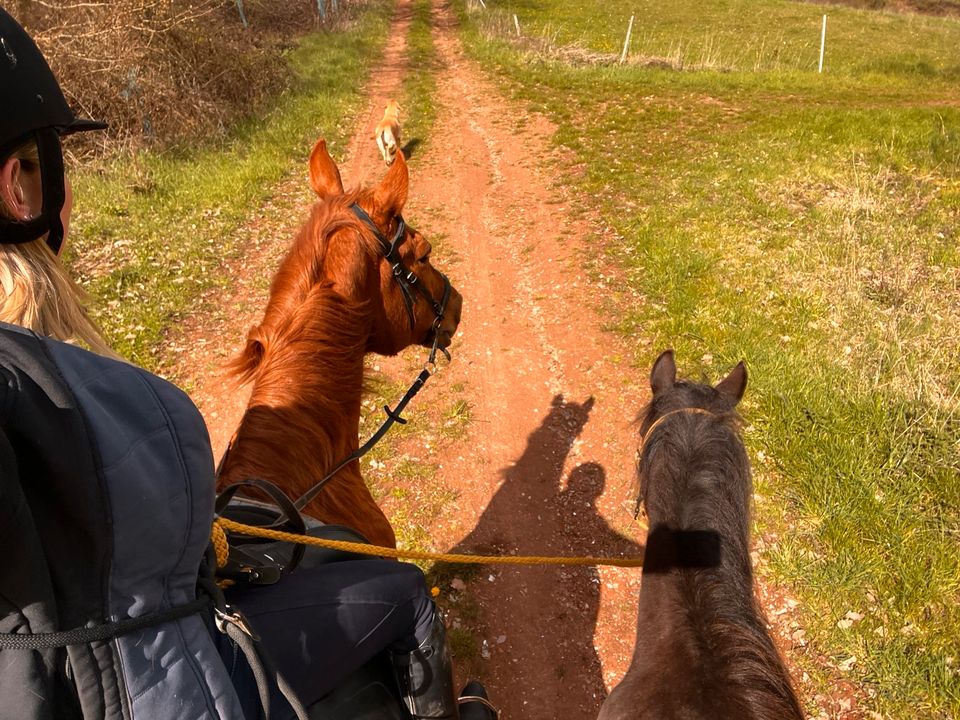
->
163, 0, 865, 717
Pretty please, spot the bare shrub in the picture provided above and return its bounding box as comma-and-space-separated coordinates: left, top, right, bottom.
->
10, 0, 329, 153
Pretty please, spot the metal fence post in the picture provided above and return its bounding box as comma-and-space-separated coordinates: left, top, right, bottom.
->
818, 15, 827, 73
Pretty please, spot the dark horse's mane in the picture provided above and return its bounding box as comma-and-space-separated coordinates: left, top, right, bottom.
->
609, 370, 804, 720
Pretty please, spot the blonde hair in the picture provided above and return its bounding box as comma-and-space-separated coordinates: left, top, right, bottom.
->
0, 141, 117, 358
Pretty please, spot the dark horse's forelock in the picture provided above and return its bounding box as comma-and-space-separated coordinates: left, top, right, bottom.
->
600, 358, 803, 720
635, 380, 744, 523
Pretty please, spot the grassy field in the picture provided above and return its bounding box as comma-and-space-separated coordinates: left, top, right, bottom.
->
502, 0, 960, 75
453, 0, 960, 717
64, 0, 395, 367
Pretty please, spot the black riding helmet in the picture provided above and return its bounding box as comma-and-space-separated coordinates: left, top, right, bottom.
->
0, 8, 106, 254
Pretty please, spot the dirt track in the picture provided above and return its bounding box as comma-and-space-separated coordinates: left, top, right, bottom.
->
379, 2, 652, 714
367, 2, 652, 715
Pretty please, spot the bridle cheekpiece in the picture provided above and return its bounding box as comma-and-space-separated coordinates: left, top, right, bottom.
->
350, 202, 451, 363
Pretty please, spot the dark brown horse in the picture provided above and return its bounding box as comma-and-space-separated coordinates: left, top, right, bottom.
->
598, 350, 803, 720
217, 139, 462, 548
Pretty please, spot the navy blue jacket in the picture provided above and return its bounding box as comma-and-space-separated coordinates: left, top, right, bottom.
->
0, 322, 244, 719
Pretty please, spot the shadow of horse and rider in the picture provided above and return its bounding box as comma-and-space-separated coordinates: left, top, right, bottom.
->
432, 394, 645, 718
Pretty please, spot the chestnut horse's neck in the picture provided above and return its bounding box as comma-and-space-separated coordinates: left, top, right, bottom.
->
218, 286, 370, 499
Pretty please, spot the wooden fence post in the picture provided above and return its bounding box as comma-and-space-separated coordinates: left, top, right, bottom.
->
619, 15, 635, 64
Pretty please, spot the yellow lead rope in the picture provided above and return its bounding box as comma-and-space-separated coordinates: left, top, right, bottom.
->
213, 517, 645, 568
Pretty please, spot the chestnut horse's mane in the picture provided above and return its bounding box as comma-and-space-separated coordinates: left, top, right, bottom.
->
228, 190, 383, 388
219, 192, 390, 490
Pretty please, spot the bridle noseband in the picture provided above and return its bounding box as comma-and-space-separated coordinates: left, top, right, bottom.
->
350, 203, 452, 363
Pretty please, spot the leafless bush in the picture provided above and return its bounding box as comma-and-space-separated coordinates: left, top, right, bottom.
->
10, 0, 329, 153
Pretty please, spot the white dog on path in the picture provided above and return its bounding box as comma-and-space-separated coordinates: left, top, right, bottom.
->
373, 100, 402, 165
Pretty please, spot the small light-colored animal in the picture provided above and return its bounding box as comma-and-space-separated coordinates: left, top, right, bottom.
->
373, 100, 402, 166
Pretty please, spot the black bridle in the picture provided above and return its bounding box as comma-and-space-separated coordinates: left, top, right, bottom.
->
291, 205, 456, 510
349, 202, 452, 361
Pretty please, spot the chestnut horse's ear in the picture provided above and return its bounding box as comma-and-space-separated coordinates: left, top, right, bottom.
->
309, 138, 344, 198
715, 361, 747, 406
650, 349, 676, 396
372, 148, 408, 222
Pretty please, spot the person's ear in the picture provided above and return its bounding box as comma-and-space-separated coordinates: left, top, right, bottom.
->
0, 157, 31, 220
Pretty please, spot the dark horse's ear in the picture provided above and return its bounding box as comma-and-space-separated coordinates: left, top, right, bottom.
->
650, 349, 676, 396
372, 149, 408, 223
715, 361, 747, 406
309, 138, 344, 198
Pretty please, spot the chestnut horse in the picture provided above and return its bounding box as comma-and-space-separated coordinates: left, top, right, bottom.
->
217, 139, 462, 548
598, 350, 803, 720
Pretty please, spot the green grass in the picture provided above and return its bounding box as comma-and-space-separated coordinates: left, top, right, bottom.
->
361, 362, 467, 560
454, 0, 960, 716
440, 398, 474, 439
65, 0, 394, 368
399, 0, 441, 161
496, 0, 960, 76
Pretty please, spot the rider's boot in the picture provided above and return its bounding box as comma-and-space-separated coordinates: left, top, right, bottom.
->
392, 613, 459, 718
457, 680, 498, 720
392, 615, 498, 719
